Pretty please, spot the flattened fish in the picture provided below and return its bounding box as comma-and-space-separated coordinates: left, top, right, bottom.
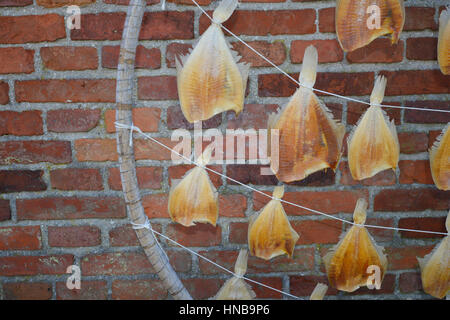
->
176, 0, 250, 123
430, 124, 450, 191
323, 198, 388, 292
336, 0, 405, 52
309, 283, 328, 300
268, 45, 345, 183
248, 186, 299, 260
438, 7, 450, 75
347, 75, 399, 180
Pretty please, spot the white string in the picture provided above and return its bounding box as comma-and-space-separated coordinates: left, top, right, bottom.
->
132, 215, 302, 300
187, 0, 450, 114
115, 122, 449, 237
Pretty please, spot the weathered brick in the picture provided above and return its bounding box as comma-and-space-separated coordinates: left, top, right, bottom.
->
0, 141, 71, 165
219, 194, 247, 217
109, 224, 139, 247
37, 0, 95, 7
381, 70, 450, 96
103, 0, 159, 4
140, 11, 194, 40
50, 168, 103, 191
291, 40, 343, 63
3, 282, 52, 300
398, 217, 447, 239
135, 138, 180, 161
138, 76, 178, 100
292, 220, 343, 245
228, 222, 247, 244
102, 45, 161, 69
105, 108, 161, 133
75, 139, 117, 162
398, 160, 434, 185
142, 194, 169, 219
0, 255, 74, 276
404, 7, 437, 31
398, 132, 429, 154
15, 79, 116, 103
386, 246, 433, 270
0, 14, 65, 44
0, 111, 43, 136
168, 164, 222, 188
339, 161, 396, 186
0, 226, 41, 250
70, 12, 125, 40
47, 109, 101, 132
374, 189, 449, 212
41, 46, 98, 71
346, 39, 403, 63
48, 225, 101, 247
0, 81, 8, 104
290, 275, 338, 297
112, 279, 167, 300
166, 223, 222, 247
166, 105, 222, 129
404, 101, 450, 124
0, 200, 11, 221
56, 281, 108, 300
182, 278, 223, 300
16, 197, 126, 220
406, 37, 438, 61
108, 166, 163, 190
166, 42, 192, 68
318, 7, 335, 33
231, 40, 286, 67
399, 272, 422, 293
0, 0, 33, 6
227, 104, 278, 129
0, 47, 34, 74
0, 170, 46, 193
227, 164, 278, 185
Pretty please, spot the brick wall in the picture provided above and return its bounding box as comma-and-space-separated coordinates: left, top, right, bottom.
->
0, 0, 449, 300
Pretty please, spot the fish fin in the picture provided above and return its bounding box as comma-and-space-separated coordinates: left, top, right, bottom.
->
299, 45, 318, 88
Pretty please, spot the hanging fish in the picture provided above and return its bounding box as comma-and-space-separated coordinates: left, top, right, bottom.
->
438, 7, 450, 75
176, 0, 250, 123
430, 124, 450, 191
309, 283, 328, 300
417, 211, 450, 299
267, 45, 345, 183
347, 75, 399, 181
168, 145, 218, 227
336, 0, 405, 52
214, 249, 256, 300
248, 186, 299, 260
323, 198, 388, 292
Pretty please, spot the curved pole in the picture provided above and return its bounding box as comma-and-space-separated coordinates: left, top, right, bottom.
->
115, 0, 192, 300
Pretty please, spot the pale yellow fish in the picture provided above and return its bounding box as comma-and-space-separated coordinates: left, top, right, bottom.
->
430, 123, 450, 191
336, 0, 405, 52
176, 0, 250, 123
248, 185, 300, 260
309, 283, 328, 300
323, 198, 388, 292
347, 75, 399, 181
438, 7, 450, 75
268, 45, 345, 183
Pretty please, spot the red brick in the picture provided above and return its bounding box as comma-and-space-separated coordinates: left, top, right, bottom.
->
291, 40, 343, 63
0, 0, 33, 6
231, 40, 286, 67
182, 278, 223, 300
135, 138, 180, 161
75, 138, 117, 162
404, 7, 437, 31
102, 45, 161, 69
258, 72, 374, 97
290, 275, 338, 297
0, 81, 8, 104
347, 39, 403, 63
140, 11, 194, 40
166, 0, 209, 4
381, 70, 450, 96
166, 105, 222, 129
81, 251, 191, 275
386, 246, 433, 270
0, 141, 71, 165
37, 0, 95, 7
406, 37, 438, 61
0, 226, 41, 250
347, 274, 396, 295
0, 111, 43, 136
339, 161, 396, 186
318, 7, 335, 33
50, 168, 102, 191
166, 223, 222, 247
374, 189, 449, 212
228, 222, 247, 243
0, 14, 65, 44
48, 226, 101, 247
227, 164, 278, 185
200, 10, 316, 36
253, 190, 369, 216
398, 160, 434, 185
56, 281, 108, 300
112, 279, 167, 300
103, 0, 159, 4
0, 254, 74, 276
0, 200, 11, 221
142, 194, 169, 218
15, 79, 116, 103
16, 197, 126, 220
109, 166, 162, 190
41, 46, 98, 71
399, 272, 422, 293
109, 224, 139, 247
292, 220, 343, 245
166, 42, 192, 68
138, 76, 177, 100
404, 100, 450, 124
227, 104, 278, 129
198, 248, 315, 275
105, 108, 161, 133
0, 47, 34, 74
363, 218, 395, 242
429, 130, 442, 149
347, 101, 401, 125
70, 12, 126, 40
47, 109, 101, 132
219, 194, 246, 217
3, 282, 52, 300
398, 132, 429, 154
398, 217, 447, 239
248, 277, 283, 299
168, 164, 222, 188
0, 170, 46, 193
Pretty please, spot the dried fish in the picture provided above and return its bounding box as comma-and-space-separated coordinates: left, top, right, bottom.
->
417, 211, 450, 299
438, 7, 450, 75
214, 249, 256, 300
323, 198, 388, 292
268, 45, 345, 183
168, 145, 218, 227
430, 124, 450, 191
248, 186, 299, 260
309, 283, 328, 300
347, 75, 399, 180
336, 0, 405, 52
176, 0, 250, 123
